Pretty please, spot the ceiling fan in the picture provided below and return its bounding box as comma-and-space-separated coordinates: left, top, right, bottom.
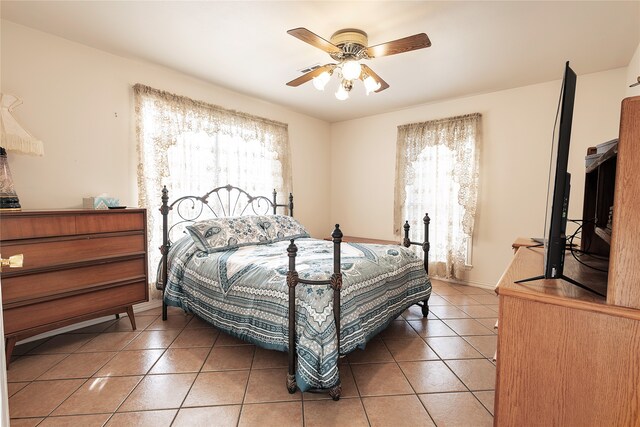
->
286, 27, 431, 99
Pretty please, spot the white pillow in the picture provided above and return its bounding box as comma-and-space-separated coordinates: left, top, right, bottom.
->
186, 215, 270, 253
262, 214, 310, 242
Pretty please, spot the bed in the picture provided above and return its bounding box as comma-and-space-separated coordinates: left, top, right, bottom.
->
157, 185, 431, 400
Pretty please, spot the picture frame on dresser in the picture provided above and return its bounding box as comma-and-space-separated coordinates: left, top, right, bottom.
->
0, 208, 149, 365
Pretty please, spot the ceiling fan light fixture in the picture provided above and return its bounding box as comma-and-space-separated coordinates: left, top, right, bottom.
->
364, 75, 381, 95
287, 27, 428, 98
341, 59, 362, 81
312, 71, 331, 91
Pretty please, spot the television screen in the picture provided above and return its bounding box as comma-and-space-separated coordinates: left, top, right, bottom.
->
544, 61, 576, 279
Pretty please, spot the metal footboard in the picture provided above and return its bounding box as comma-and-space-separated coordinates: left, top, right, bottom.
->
285, 224, 344, 400
285, 215, 430, 400
403, 213, 431, 316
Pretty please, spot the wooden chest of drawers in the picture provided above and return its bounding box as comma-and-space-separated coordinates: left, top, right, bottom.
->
1, 209, 148, 364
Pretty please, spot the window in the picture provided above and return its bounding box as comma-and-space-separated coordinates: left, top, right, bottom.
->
394, 113, 481, 279
134, 84, 291, 296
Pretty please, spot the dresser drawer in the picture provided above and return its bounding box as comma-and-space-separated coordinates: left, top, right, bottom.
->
1, 233, 145, 271
0, 211, 145, 241
1, 214, 77, 240
3, 281, 148, 335
76, 212, 144, 234
2, 258, 146, 305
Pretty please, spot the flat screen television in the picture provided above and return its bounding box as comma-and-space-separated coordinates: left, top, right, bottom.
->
517, 61, 597, 293
544, 61, 576, 279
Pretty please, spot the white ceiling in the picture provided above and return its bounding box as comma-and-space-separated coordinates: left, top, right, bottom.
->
2, 1, 639, 122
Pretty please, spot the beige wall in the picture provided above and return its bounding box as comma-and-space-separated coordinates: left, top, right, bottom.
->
330, 68, 627, 287
0, 21, 332, 236
2, 20, 634, 287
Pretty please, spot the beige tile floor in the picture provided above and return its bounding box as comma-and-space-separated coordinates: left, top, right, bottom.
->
7, 279, 497, 426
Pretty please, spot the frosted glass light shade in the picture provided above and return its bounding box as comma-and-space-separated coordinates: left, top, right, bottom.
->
341, 60, 362, 81
335, 84, 349, 101
364, 75, 382, 95
312, 71, 331, 91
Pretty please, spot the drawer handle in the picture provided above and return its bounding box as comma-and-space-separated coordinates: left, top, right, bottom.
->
0, 254, 24, 270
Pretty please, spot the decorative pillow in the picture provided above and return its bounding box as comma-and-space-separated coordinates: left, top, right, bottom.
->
262, 214, 310, 242
186, 215, 270, 253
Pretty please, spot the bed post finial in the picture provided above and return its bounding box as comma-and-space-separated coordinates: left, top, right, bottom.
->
287, 239, 298, 287
272, 189, 277, 215
161, 186, 169, 213
289, 193, 294, 217
332, 224, 343, 242
403, 220, 411, 248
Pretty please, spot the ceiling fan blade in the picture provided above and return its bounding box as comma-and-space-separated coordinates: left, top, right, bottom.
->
360, 64, 389, 93
287, 27, 342, 54
366, 33, 431, 58
286, 64, 336, 87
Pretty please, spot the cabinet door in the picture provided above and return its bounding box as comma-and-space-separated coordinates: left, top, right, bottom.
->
496, 295, 640, 426
608, 96, 640, 309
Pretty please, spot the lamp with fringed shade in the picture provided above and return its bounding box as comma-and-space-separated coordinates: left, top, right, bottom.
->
0, 93, 44, 211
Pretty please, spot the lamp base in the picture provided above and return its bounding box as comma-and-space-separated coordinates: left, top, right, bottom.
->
0, 195, 21, 211
1, 146, 22, 211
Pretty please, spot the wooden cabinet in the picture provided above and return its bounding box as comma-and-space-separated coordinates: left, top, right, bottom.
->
608, 96, 640, 310
494, 249, 640, 426
494, 96, 640, 425
1, 209, 148, 364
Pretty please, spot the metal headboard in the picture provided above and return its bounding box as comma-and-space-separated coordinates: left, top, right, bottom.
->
160, 184, 293, 245
158, 184, 293, 318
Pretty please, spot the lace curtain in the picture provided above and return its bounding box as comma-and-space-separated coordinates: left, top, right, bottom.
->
134, 84, 292, 298
394, 113, 481, 279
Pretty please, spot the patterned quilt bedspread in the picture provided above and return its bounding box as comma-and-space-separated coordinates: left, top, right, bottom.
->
163, 236, 431, 391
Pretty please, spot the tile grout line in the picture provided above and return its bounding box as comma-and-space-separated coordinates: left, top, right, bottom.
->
380, 319, 438, 427
100, 311, 185, 425
236, 333, 257, 427
82, 313, 166, 425
434, 290, 497, 418
410, 291, 496, 420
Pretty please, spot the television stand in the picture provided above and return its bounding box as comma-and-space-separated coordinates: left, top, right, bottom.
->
514, 247, 608, 297
515, 271, 605, 297
530, 237, 545, 245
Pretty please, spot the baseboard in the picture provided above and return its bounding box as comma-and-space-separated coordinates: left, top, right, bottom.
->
16, 299, 163, 346
431, 276, 497, 292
